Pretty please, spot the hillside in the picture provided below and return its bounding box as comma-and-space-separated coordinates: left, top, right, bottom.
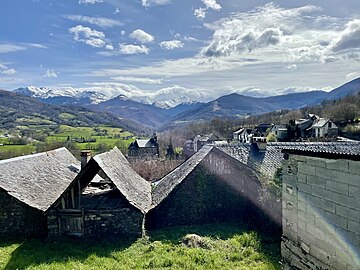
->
0, 90, 141, 132
171, 78, 360, 123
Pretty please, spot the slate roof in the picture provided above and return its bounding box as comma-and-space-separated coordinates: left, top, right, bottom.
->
151, 145, 213, 208
93, 147, 152, 212
0, 147, 79, 212
136, 139, 157, 148
217, 142, 360, 179
312, 118, 332, 128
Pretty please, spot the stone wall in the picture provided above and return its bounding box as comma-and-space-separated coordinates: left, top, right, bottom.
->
146, 148, 281, 232
84, 208, 144, 238
48, 203, 144, 238
282, 154, 360, 269
0, 190, 46, 237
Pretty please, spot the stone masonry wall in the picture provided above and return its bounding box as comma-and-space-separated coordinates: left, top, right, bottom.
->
282, 154, 360, 269
0, 190, 46, 237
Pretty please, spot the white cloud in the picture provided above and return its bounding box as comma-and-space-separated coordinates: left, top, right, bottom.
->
332, 19, 360, 52
105, 44, 114, 50
119, 43, 149, 55
194, 0, 221, 20
44, 69, 58, 78
129, 29, 154, 44
0, 44, 26, 53
194, 8, 206, 20
78, 0, 103, 4
201, 0, 221, 11
0, 63, 17, 75
110, 76, 163, 84
121, 30, 126, 36
159, 40, 184, 50
142, 0, 171, 7
64, 15, 123, 28
69, 25, 106, 48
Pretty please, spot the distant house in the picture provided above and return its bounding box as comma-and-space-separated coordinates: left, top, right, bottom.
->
128, 133, 159, 158
238, 129, 253, 143
193, 133, 220, 152
183, 140, 195, 158
311, 118, 339, 138
255, 124, 273, 136
270, 124, 288, 141
47, 147, 151, 238
0, 148, 79, 237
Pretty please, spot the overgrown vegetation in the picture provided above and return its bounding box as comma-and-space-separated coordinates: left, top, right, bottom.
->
0, 223, 280, 270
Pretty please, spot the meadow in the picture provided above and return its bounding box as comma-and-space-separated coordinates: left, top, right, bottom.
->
0, 223, 281, 270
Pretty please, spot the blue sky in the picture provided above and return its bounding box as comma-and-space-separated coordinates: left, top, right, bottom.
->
1, 0, 360, 102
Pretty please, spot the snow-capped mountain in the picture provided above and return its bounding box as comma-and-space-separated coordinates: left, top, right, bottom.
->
14, 86, 108, 105
13, 86, 198, 108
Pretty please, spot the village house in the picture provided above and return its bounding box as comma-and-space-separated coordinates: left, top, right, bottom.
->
311, 118, 339, 138
47, 147, 151, 238
270, 124, 288, 141
0, 148, 79, 237
128, 133, 159, 158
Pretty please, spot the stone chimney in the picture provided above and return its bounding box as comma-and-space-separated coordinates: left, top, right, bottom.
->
80, 150, 92, 169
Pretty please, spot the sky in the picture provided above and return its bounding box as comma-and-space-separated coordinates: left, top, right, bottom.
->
0, 0, 360, 102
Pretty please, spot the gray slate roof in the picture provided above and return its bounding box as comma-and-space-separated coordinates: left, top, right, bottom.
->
136, 139, 157, 148
93, 147, 152, 212
151, 145, 213, 208
0, 147, 79, 212
312, 118, 330, 128
217, 142, 360, 179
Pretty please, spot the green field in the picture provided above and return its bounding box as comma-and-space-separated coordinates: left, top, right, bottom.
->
0, 223, 281, 270
0, 125, 135, 159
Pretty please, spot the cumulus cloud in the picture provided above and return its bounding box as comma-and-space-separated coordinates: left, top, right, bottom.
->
194, 0, 221, 20
201, 0, 221, 11
43, 69, 58, 78
78, 0, 103, 4
129, 29, 154, 44
200, 3, 339, 61
332, 19, 360, 52
69, 25, 106, 48
159, 40, 184, 50
194, 8, 206, 20
142, 0, 171, 7
64, 15, 123, 28
119, 43, 149, 55
0, 63, 17, 75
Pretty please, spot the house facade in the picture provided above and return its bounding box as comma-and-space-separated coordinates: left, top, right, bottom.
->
128, 133, 159, 158
0, 148, 79, 237
312, 118, 339, 138
47, 147, 151, 238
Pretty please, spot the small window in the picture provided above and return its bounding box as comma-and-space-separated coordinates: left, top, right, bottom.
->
328, 122, 332, 128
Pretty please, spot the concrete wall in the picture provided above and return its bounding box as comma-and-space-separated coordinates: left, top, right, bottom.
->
282, 154, 360, 269
0, 190, 46, 237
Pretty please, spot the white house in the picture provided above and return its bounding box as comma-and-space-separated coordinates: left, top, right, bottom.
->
311, 118, 338, 138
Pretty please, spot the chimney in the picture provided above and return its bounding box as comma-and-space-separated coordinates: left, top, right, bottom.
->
80, 150, 92, 169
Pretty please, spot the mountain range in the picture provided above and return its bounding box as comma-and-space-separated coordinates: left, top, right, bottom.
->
9, 77, 360, 129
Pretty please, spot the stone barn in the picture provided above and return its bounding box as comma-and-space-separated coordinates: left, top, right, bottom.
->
146, 145, 281, 231
0, 148, 79, 237
47, 147, 151, 238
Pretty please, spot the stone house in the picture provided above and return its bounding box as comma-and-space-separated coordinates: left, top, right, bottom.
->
128, 133, 159, 158
311, 118, 339, 138
47, 147, 151, 238
0, 148, 79, 237
146, 145, 281, 231
270, 124, 288, 141
281, 146, 360, 270
193, 133, 220, 152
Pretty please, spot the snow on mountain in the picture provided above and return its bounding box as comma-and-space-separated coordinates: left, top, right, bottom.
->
14, 86, 108, 104
13, 85, 200, 108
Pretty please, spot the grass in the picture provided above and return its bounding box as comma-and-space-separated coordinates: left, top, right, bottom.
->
0, 223, 281, 270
